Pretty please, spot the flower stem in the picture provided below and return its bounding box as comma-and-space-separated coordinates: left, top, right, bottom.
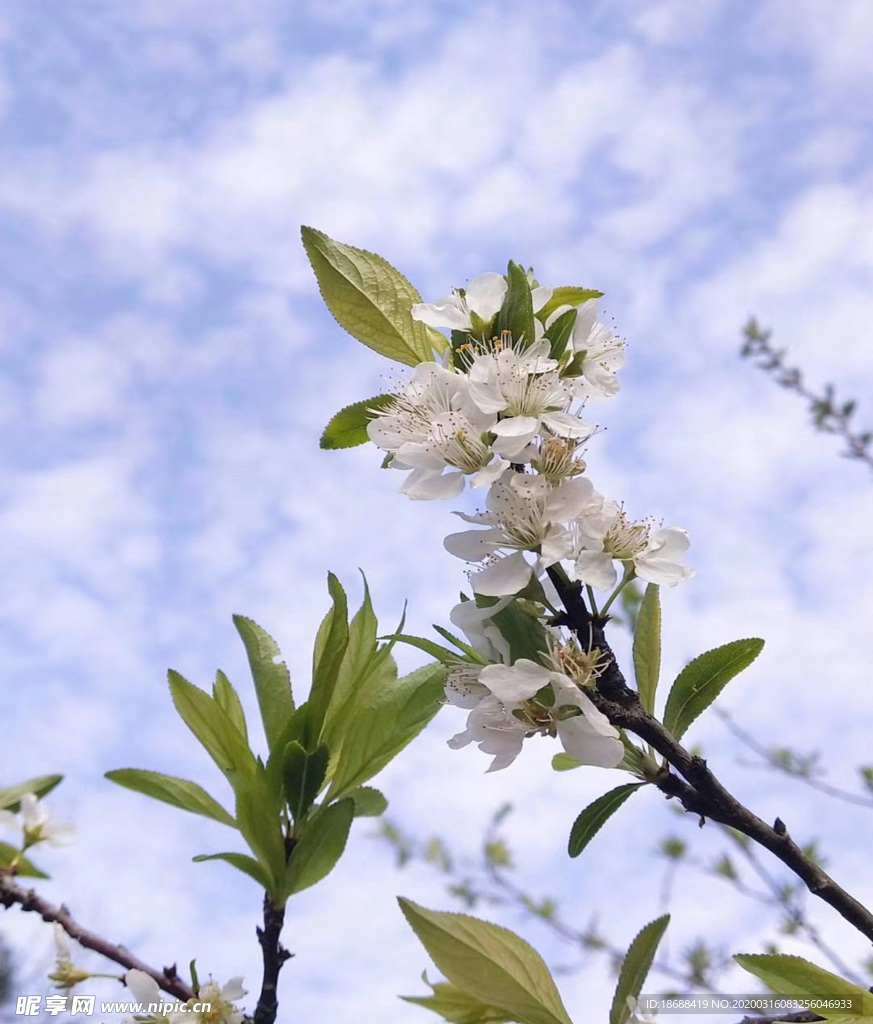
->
599, 565, 635, 617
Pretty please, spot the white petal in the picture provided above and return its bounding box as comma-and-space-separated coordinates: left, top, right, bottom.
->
464, 273, 508, 321
472, 552, 532, 596
479, 659, 550, 704
540, 410, 593, 440
395, 442, 445, 469
401, 468, 464, 500
574, 550, 617, 591
556, 717, 624, 768
222, 977, 247, 1001
547, 477, 597, 521
411, 298, 471, 331
539, 525, 574, 567
570, 299, 600, 348
468, 382, 509, 415
471, 458, 510, 489
531, 286, 552, 313
125, 970, 162, 1005
444, 528, 503, 562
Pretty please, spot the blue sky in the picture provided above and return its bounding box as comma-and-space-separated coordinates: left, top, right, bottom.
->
2, 1, 873, 1021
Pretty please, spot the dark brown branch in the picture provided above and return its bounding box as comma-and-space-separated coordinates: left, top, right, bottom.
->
0, 870, 194, 1002
252, 894, 290, 1024
547, 568, 873, 946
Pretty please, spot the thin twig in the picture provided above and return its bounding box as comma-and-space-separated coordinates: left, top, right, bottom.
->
716, 708, 873, 810
0, 870, 195, 1002
546, 568, 873, 946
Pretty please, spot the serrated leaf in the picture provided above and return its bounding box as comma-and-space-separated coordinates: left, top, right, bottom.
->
282, 742, 329, 824
320, 394, 395, 450
283, 798, 354, 896
399, 899, 573, 1024
610, 915, 670, 1024
105, 769, 236, 828
0, 842, 48, 879
309, 574, 350, 741
168, 671, 258, 784
322, 575, 391, 745
663, 639, 764, 741
632, 585, 661, 715
734, 954, 873, 1019
301, 226, 443, 365
233, 615, 294, 751
403, 976, 515, 1024
346, 786, 388, 817
327, 663, 446, 800
192, 852, 272, 890
0, 774, 63, 812
213, 670, 248, 742
383, 633, 464, 665
568, 783, 644, 858
495, 261, 536, 351
538, 287, 602, 322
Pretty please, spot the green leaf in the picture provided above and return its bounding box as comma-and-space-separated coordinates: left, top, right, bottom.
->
322, 575, 388, 745
610, 915, 670, 1024
105, 769, 236, 828
282, 741, 329, 824
168, 671, 259, 784
568, 784, 645, 858
327, 663, 447, 799
632, 584, 661, 716
233, 616, 294, 751
283, 798, 354, 896
309, 574, 350, 741
495, 261, 536, 351
538, 287, 602, 323
0, 774, 63, 812
432, 625, 486, 662
490, 601, 549, 665
212, 670, 248, 742
234, 777, 285, 894
399, 898, 573, 1024
383, 633, 465, 665
192, 852, 272, 890
0, 842, 48, 878
663, 639, 765, 741
734, 954, 873, 1019
346, 786, 388, 817
404, 975, 515, 1024
543, 308, 577, 362
551, 753, 582, 772
265, 703, 316, 800
301, 226, 443, 365
320, 394, 395, 450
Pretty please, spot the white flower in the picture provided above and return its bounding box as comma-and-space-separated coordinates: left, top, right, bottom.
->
465, 338, 592, 458
4, 794, 75, 847
49, 924, 90, 991
447, 660, 623, 771
411, 272, 508, 334
447, 695, 528, 773
568, 300, 626, 400
444, 476, 603, 596
188, 978, 247, 1024
368, 363, 501, 500
573, 503, 694, 590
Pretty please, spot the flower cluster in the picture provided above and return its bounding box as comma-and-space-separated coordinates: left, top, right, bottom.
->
365, 269, 693, 771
